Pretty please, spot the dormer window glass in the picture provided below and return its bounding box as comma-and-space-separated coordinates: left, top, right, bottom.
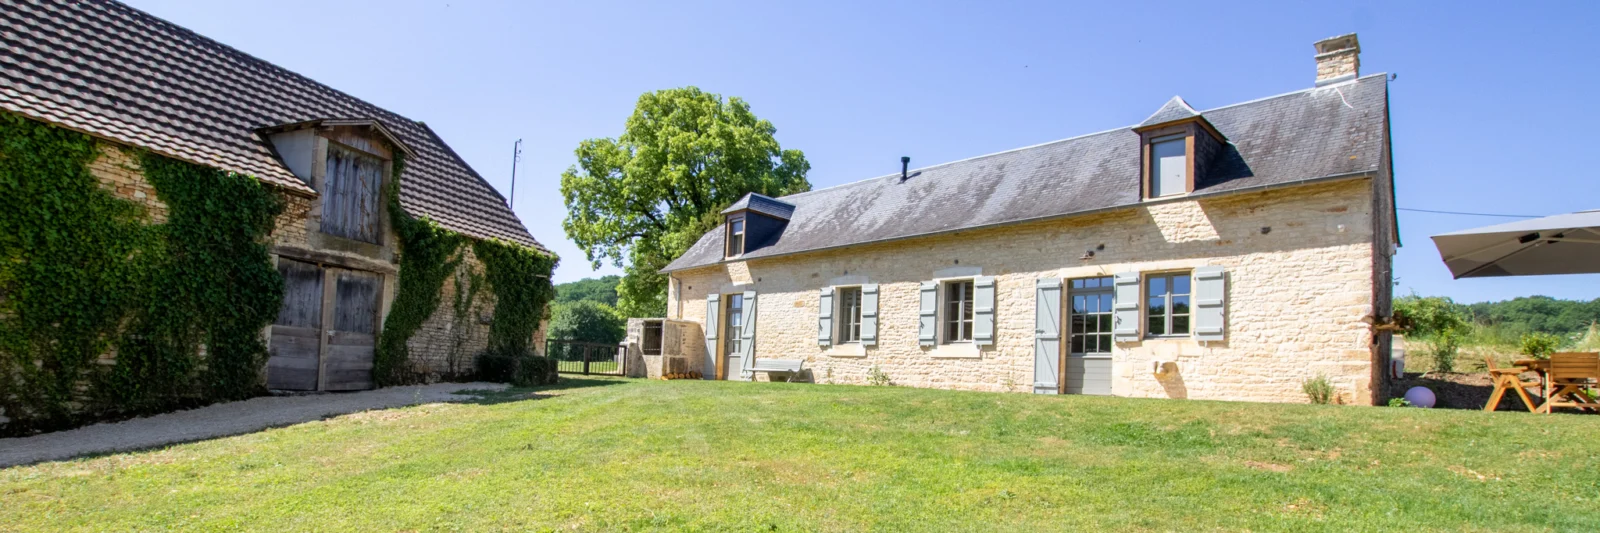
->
727, 216, 746, 258
1149, 135, 1187, 198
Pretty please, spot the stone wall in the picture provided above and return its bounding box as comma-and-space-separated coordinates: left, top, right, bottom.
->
668, 178, 1386, 404
84, 139, 535, 385
403, 247, 495, 379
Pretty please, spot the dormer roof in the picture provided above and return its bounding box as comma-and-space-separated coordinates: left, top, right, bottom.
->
722, 192, 797, 220
257, 118, 419, 159
1135, 96, 1226, 142
1138, 96, 1202, 128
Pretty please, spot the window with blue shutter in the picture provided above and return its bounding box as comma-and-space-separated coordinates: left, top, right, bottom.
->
918, 281, 938, 346
1112, 272, 1141, 341
974, 276, 996, 346
817, 287, 833, 346
739, 290, 757, 380
1034, 279, 1062, 394
861, 284, 879, 346
704, 294, 720, 380
1194, 266, 1226, 341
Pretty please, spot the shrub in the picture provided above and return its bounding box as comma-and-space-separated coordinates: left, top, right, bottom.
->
1430, 331, 1461, 373
1520, 331, 1561, 360
1302, 374, 1335, 405
475, 347, 558, 387
1387, 397, 1412, 408
867, 366, 893, 386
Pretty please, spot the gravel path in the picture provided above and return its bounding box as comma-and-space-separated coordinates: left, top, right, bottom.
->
0, 382, 508, 468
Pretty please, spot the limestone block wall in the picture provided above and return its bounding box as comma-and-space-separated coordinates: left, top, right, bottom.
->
668, 178, 1385, 404
403, 248, 495, 379
83, 139, 538, 383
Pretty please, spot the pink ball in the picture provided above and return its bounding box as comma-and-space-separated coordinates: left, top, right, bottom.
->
1404, 386, 1436, 408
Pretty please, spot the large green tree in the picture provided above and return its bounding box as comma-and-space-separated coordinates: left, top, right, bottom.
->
561, 87, 810, 317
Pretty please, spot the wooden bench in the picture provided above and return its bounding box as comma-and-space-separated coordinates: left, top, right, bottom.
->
747, 359, 806, 382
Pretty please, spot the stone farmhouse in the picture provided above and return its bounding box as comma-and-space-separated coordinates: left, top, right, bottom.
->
659, 34, 1397, 404
0, 0, 549, 393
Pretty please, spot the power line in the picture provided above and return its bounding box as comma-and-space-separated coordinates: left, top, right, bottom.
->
1397, 207, 1539, 219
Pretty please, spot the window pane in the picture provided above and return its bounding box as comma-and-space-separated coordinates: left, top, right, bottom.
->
1071, 279, 1084, 289
731, 220, 744, 233
1099, 294, 1113, 312
1151, 138, 1186, 198
962, 321, 972, 341
1147, 297, 1165, 316
1071, 336, 1084, 354
1173, 315, 1190, 335
1148, 314, 1164, 336
1171, 295, 1190, 315
1148, 276, 1166, 296
1097, 315, 1112, 333
1071, 315, 1086, 334
1072, 295, 1086, 314
1173, 275, 1190, 295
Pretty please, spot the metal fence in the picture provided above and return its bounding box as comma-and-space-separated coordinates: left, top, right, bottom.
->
546, 339, 624, 375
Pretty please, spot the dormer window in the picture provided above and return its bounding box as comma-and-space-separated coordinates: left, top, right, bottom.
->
726, 215, 746, 258
1134, 96, 1224, 201
720, 192, 795, 260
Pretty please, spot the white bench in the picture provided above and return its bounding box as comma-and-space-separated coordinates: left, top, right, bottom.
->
747, 359, 806, 382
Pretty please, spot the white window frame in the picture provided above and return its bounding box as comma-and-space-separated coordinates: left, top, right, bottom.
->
835, 286, 863, 344
726, 215, 746, 258
1144, 271, 1192, 338
940, 278, 976, 344
1148, 134, 1187, 199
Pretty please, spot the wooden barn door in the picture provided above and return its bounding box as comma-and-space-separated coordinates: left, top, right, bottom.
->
268, 259, 325, 390
267, 260, 382, 391
323, 269, 380, 391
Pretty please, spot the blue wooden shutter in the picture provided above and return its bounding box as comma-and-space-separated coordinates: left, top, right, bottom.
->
1194, 266, 1226, 341
1034, 278, 1062, 394
861, 284, 879, 347
1112, 272, 1141, 341
974, 276, 996, 346
918, 281, 938, 346
817, 287, 833, 346
739, 290, 757, 379
704, 294, 720, 380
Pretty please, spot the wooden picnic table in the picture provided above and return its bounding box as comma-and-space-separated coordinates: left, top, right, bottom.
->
1511, 357, 1599, 414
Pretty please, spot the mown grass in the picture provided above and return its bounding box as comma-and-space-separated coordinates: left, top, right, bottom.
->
2, 377, 1598, 532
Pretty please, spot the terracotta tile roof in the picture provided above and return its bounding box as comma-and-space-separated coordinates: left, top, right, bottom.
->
0, 0, 544, 250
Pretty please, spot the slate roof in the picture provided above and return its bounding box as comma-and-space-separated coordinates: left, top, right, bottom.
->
0, 0, 543, 250
722, 193, 796, 220
665, 74, 1390, 272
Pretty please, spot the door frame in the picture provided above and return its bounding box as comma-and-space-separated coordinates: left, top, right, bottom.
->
716, 291, 745, 381
1062, 276, 1116, 395
268, 253, 388, 391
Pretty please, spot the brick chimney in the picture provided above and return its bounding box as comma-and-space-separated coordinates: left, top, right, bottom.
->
1314, 33, 1360, 86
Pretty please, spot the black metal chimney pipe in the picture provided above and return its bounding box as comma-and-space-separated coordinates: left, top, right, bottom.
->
900, 156, 910, 181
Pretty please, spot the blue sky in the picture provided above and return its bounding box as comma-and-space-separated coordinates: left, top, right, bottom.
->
127, 0, 1600, 303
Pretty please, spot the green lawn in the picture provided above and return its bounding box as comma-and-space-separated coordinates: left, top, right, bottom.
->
3, 378, 1598, 532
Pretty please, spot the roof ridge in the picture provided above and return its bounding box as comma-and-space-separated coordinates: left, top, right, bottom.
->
783, 75, 1388, 203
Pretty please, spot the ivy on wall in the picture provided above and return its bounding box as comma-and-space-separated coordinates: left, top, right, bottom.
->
473, 238, 558, 355
107, 153, 284, 409
0, 114, 156, 430
375, 155, 559, 385
0, 115, 284, 433
373, 156, 465, 386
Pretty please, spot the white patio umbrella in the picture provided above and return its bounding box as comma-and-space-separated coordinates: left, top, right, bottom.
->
1431, 209, 1600, 279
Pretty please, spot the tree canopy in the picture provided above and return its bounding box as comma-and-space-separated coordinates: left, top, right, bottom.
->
547, 300, 626, 345
560, 87, 810, 317
555, 275, 620, 307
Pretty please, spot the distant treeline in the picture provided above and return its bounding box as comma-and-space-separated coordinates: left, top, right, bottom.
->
1460, 296, 1600, 336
